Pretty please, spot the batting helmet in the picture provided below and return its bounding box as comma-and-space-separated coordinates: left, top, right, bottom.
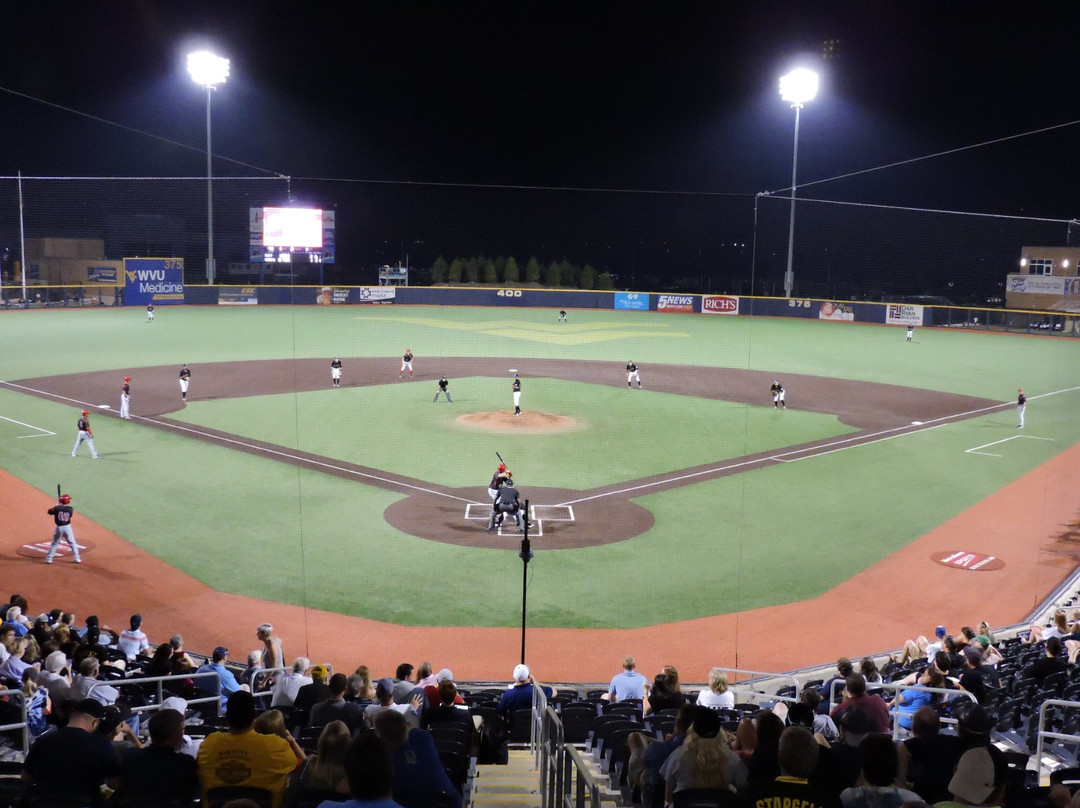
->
123, 376, 131, 382
81, 410, 89, 416
498, 463, 507, 472
59, 494, 71, 505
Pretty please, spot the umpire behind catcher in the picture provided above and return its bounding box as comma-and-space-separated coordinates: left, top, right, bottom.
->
487, 479, 526, 533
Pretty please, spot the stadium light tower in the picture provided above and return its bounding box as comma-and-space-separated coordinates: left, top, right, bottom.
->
187, 51, 230, 285
779, 67, 818, 298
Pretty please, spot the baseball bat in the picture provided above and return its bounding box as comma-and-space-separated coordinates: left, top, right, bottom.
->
496, 451, 505, 464
57, 483, 62, 499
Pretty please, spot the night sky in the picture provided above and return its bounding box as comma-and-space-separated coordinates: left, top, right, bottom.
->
1, 2, 1077, 293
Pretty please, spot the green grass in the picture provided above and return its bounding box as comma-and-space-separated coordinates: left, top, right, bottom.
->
1, 305, 1078, 628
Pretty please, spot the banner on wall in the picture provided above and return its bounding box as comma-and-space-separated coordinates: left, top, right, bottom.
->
1007, 274, 1075, 295
614, 292, 649, 310
657, 294, 694, 313
218, 287, 259, 305
818, 301, 855, 321
885, 304, 923, 326
123, 258, 184, 306
702, 295, 739, 315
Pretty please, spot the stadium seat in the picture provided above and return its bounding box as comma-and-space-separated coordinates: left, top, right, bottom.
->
206, 786, 273, 808
673, 787, 740, 808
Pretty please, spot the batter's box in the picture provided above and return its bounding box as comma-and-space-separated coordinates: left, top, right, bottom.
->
530, 504, 575, 522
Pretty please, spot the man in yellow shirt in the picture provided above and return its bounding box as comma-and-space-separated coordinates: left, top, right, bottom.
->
197, 690, 296, 807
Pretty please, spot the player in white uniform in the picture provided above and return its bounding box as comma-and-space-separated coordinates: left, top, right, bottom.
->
512, 374, 522, 415
400, 349, 414, 378
331, 358, 343, 388
119, 376, 132, 419
179, 364, 191, 400
1017, 387, 1026, 428
770, 380, 786, 409
146, 304, 154, 322
626, 362, 641, 389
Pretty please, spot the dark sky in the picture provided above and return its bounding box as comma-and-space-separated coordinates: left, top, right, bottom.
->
2, 1, 1077, 216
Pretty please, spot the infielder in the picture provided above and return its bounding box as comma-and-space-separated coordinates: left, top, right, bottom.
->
433, 375, 452, 403
512, 374, 522, 415
488, 463, 512, 499
400, 349, 414, 378
72, 410, 99, 458
626, 362, 641, 389
487, 479, 526, 532
331, 358, 343, 388
120, 376, 132, 419
1017, 387, 1026, 428
146, 303, 154, 322
770, 380, 786, 409
45, 493, 81, 564
179, 364, 191, 400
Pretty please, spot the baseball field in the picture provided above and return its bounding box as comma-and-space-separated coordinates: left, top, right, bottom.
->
2, 302, 1079, 682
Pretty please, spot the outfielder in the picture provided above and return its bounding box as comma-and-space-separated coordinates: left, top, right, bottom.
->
906, 325, 914, 342
558, 310, 567, 323
179, 364, 191, 400
626, 362, 641, 389
45, 493, 81, 564
72, 410, 99, 458
488, 463, 511, 499
512, 374, 522, 415
146, 303, 154, 322
120, 376, 132, 419
1017, 387, 1026, 428
433, 375, 452, 403
400, 349, 414, 378
331, 358, 343, 388
487, 479, 526, 532
770, 380, 786, 409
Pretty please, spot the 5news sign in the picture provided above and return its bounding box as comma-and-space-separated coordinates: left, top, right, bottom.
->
702, 295, 739, 315
657, 294, 694, 313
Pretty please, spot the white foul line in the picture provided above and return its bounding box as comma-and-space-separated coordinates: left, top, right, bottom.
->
0, 415, 55, 438
967, 434, 1056, 457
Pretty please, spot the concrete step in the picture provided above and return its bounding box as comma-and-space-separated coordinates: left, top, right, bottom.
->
471, 748, 541, 808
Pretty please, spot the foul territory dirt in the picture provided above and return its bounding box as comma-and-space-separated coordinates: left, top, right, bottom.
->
5, 358, 1079, 682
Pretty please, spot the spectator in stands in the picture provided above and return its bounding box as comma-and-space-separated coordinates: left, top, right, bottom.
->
941, 745, 1008, 807
195, 645, 247, 707
891, 666, 943, 730
958, 647, 988, 703
896, 637, 928, 667
374, 708, 462, 808
1027, 609, 1071, 644
366, 677, 424, 728
739, 727, 836, 808
415, 661, 437, 689
3, 605, 32, 637
819, 657, 856, 712
115, 708, 199, 806
392, 662, 416, 703
797, 688, 839, 743
238, 649, 264, 688
142, 642, 174, 680
977, 621, 995, 645
424, 680, 478, 747
661, 704, 746, 801
336, 731, 408, 808
254, 708, 308, 765
257, 622, 284, 684
896, 705, 961, 803
168, 633, 196, 673
497, 664, 556, 715
21, 698, 121, 805
353, 664, 377, 701
954, 703, 993, 752
117, 614, 150, 662
812, 706, 870, 798
39, 650, 71, 713
311, 672, 367, 733
293, 663, 332, 725
743, 710, 785, 784
858, 657, 881, 684
348, 671, 376, 706
21, 667, 51, 737
695, 667, 735, 711
272, 656, 313, 708
830, 674, 891, 734
0, 636, 34, 682
925, 625, 948, 659
423, 667, 465, 707
198, 691, 296, 807
839, 733, 920, 808
1023, 636, 1068, 685
628, 701, 694, 808
29, 613, 54, 649
70, 656, 119, 706
294, 720, 352, 796
644, 671, 685, 715
605, 655, 649, 702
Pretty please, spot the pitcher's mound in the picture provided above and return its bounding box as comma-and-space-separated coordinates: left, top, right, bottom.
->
457, 411, 578, 434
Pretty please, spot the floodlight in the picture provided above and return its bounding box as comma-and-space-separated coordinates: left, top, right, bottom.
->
187, 51, 230, 87
779, 68, 819, 106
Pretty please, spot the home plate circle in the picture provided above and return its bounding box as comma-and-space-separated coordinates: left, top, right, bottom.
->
17, 538, 97, 560
931, 550, 1005, 571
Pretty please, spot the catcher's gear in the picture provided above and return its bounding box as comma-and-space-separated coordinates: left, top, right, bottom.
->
504, 478, 514, 487
59, 494, 71, 504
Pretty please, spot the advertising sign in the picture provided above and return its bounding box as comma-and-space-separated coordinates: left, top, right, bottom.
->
818, 301, 855, 321
614, 292, 649, 311
123, 258, 184, 306
1007, 274, 1071, 294
218, 287, 259, 305
885, 304, 923, 326
701, 295, 739, 315
88, 266, 117, 283
657, 294, 695, 313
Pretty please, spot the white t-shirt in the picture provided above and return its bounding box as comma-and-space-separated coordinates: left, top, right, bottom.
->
694, 689, 734, 710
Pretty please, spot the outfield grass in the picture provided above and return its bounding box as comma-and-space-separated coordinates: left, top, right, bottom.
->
1, 305, 1078, 629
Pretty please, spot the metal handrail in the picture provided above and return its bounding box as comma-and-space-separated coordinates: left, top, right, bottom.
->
1035, 698, 1080, 763
540, 706, 565, 808
0, 688, 30, 755
822, 679, 976, 738
561, 744, 601, 808
88, 670, 224, 716
719, 667, 800, 703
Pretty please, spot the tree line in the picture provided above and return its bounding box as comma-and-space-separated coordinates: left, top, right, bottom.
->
429, 255, 615, 290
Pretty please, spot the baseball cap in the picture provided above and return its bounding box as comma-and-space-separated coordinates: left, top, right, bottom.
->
71, 698, 105, 720
375, 677, 395, 698
935, 626, 947, 638
962, 647, 983, 665
123, 376, 131, 382
839, 707, 871, 740
949, 746, 1005, 804
310, 664, 329, 679
35, 613, 50, 624
212, 646, 229, 661
513, 664, 530, 682
436, 668, 454, 683
692, 706, 721, 739
161, 696, 188, 713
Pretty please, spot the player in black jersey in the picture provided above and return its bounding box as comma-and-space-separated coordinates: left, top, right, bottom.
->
400, 349, 414, 378
433, 375, 452, 403
45, 493, 81, 564
331, 358, 343, 388
771, 380, 786, 409
626, 362, 641, 389
179, 364, 191, 400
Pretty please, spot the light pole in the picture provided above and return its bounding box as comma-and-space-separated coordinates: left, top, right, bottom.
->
187, 51, 230, 285
779, 68, 818, 298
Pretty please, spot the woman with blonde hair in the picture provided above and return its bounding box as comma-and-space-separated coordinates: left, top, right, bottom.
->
253, 708, 306, 766
21, 667, 51, 737
695, 667, 735, 711
1028, 609, 1070, 643
662, 707, 746, 803
296, 720, 352, 795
